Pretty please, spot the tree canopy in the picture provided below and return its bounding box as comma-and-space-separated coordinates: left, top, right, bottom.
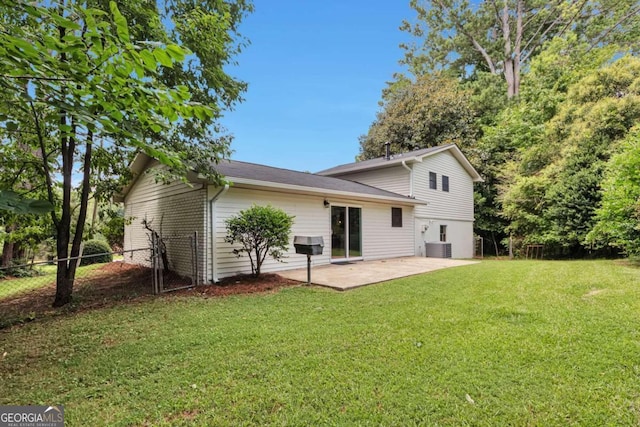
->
401, 0, 640, 97
0, 0, 251, 305
358, 73, 477, 159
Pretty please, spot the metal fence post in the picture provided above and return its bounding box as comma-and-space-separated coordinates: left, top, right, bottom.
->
193, 231, 199, 286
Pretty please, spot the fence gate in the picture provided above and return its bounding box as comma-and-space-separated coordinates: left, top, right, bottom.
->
152, 231, 198, 294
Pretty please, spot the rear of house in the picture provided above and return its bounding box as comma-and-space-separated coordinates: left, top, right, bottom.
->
119, 154, 421, 283
318, 144, 483, 259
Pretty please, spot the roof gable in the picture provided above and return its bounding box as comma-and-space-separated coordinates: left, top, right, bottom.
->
317, 144, 483, 182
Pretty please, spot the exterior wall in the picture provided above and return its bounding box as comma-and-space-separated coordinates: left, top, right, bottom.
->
330, 150, 476, 259
211, 188, 330, 280
210, 186, 415, 280
361, 203, 414, 261
412, 150, 475, 222
415, 218, 474, 259
336, 166, 410, 197
412, 151, 475, 259
123, 161, 207, 282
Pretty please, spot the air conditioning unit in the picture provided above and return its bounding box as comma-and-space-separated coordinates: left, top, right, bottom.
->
425, 242, 452, 258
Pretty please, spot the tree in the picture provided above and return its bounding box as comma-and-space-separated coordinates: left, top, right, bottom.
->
225, 205, 295, 277
0, 1, 249, 306
358, 73, 477, 159
500, 55, 640, 256
588, 127, 640, 256
401, 0, 640, 97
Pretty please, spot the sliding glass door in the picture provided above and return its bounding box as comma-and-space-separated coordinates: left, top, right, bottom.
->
331, 206, 362, 259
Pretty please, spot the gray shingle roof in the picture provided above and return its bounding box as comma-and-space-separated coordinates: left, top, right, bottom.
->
316, 144, 451, 176
213, 159, 419, 203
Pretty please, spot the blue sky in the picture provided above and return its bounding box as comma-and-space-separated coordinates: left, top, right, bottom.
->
221, 0, 414, 172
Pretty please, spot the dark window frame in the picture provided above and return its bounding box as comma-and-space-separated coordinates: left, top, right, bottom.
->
440, 225, 447, 242
391, 207, 403, 228
442, 175, 450, 192
429, 172, 437, 190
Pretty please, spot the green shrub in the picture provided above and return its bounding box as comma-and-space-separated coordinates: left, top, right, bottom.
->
80, 240, 113, 266
1, 260, 42, 278
225, 205, 294, 277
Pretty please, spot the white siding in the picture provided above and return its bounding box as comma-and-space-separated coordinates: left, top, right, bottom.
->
337, 166, 410, 196
415, 218, 474, 259
211, 187, 416, 280
123, 162, 207, 282
361, 204, 415, 260
328, 150, 476, 259
413, 151, 474, 221
412, 151, 475, 258
212, 188, 330, 279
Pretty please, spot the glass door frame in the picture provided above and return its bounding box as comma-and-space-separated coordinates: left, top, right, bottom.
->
330, 204, 363, 262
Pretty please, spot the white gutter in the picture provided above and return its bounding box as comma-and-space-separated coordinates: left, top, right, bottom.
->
209, 184, 229, 283
401, 160, 413, 198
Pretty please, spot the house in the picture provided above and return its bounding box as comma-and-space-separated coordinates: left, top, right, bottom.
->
118, 153, 424, 283
317, 144, 483, 259
117, 144, 481, 283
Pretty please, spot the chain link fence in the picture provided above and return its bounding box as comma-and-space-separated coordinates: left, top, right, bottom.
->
151, 231, 199, 293
0, 248, 151, 327
0, 231, 200, 327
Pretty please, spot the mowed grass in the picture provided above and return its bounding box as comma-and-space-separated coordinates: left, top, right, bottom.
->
0, 264, 104, 300
1, 260, 640, 426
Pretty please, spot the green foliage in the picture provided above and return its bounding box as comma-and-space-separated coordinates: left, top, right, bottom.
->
588, 127, 640, 255
0, 0, 251, 305
0, 190, 53, 214
401, 0, 640, 97
501, 55, 640, 256
358, 73, 477, 159
1, 259, 43, 278
98, 207, 128, 250
80, 240, 113, 266
225, 205, 294, 277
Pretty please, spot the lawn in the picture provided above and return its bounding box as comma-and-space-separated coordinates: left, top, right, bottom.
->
0, 263, 105, 300
1, 260, 639, 426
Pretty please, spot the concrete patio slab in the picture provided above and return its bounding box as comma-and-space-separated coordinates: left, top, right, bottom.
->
278, 256, 479, 290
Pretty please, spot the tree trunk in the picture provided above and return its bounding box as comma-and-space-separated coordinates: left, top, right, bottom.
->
1, 241, 14, 268
53, 218, 72, 307
504, 58, 517, 98
53, 129, 93, 307
491, 231, 500, 256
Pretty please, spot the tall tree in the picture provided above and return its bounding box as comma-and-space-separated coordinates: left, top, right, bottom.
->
401, 0, 640, 97
0, 0, 250, 306
501, 55, 640, 256
358, 73, 477, 159
588, 127, 640, 256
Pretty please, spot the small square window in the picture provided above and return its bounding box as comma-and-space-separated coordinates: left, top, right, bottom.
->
442, 175, 449, 192
391, 207, 403, 227
440, 225, 447, 242
429, 172, 437, 190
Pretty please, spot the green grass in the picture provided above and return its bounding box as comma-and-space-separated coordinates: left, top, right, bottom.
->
1, 260, 640, 425
0, 263, 104, 300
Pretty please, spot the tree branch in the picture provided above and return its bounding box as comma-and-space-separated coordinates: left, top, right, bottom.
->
0, 74, 75, 81
69, 129, 93, 261
28, 99, 59, 228
588, 4, 640, 51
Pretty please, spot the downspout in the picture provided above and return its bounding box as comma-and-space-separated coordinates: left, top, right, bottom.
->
401, 160, 413, 197
209, 184, 229, 283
